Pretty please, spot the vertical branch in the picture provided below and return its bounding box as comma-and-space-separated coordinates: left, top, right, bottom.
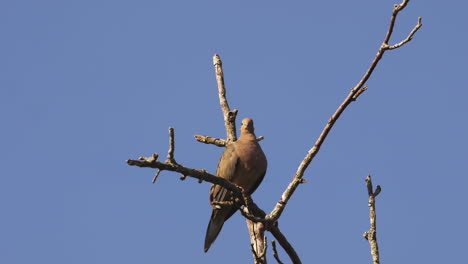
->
363, 175, 382, 264
213, 54, 265, 263
166, 127, 176, 164
213, 54, 238, 142
152, 127, 177, 183
247, 216, 267, 264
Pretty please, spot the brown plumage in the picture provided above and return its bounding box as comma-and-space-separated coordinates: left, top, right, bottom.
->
204, 118, 267, 252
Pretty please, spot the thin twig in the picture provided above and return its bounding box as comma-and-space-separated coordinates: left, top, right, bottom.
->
166, 127, 176, 164
194, 135, 227, 147
352, 86, 368, 101
363, 175, 381, 264
270, 225, 302, 264
194, 134, 264, 147
152, 169, 161, 184
241, 208, 269, 224
213, 54, 238, 143
271, 240, 284, 264
388, 17, 423, 49
267, 0, 422, 223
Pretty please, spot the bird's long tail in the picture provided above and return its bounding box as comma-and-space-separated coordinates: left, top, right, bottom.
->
204, 209, 226, 252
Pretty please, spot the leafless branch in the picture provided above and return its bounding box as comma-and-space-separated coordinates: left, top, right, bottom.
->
241, 207, 269, 224
166, 127, 176, 164
127, 156, 246, 203
151, 169, 161, 184
128, 147, 265, 220
146, 153, 161, 183
352, 86, 368, 101
151, 127, 176, 184
194, 134, 264, 147
363, 175, 381, 264
194, 135, 227, 147
270, 225, 302, 264
211, 54, 274, 263
267, 0, 422, 223
213, 54, 238, 143
248, 219, 267, 264
388, 17, 423, 49
271, 240, 284, 264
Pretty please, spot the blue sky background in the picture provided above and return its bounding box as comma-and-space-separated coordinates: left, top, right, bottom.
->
2, 1, 467, 263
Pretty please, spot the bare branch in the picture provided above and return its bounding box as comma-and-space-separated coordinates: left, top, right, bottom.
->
212, 54, 272, 263
352, 86, 368, 101
128, 152, 268, 223
166, 127, 176, 164
388, 17, 423, 49
127, 158, 246, 201
267, 0, 422, 223
151, 127, 176, 184
248, 218, 267, 264
194, 135, 227, 147
195, 134, 264, 146
213, 54, 238, 142
144, 153, 161, 183
363, 175, 381, 264
241, 206, 269, 224
271, 240, 284, 264
151, 169, 161, 184
270, 225, 302, 264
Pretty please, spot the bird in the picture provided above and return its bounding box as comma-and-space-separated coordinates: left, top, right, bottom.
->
204, 117, 268, 252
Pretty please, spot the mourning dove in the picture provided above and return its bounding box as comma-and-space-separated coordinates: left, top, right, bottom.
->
204, 118, 267, 252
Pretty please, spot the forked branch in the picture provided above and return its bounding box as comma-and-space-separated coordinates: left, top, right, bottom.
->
267, 0, 422, 223
363, 175, 382, 264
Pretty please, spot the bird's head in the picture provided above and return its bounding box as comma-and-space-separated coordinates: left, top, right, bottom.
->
240, 118, 255, 134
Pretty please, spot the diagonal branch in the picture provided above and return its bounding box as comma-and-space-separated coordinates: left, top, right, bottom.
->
267, 0, 422, 223
363, 175, 382, 264
271, 240, 284, 264
388, 17, 423, 49
270, 225, 302, 264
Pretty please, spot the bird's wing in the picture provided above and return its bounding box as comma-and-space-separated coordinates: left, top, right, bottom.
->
209, 143, 240, 204
205, 144, 240, 252
205, 134, 268, 252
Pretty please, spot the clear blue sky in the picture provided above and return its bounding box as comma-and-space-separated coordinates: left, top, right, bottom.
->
1, 1, 466, 263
